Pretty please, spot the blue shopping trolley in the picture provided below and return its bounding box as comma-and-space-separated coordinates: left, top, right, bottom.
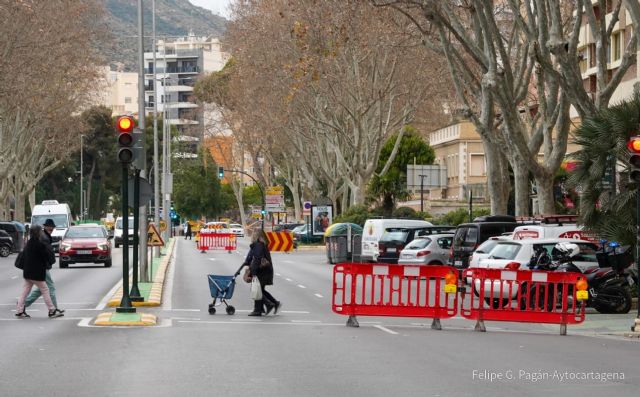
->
207, 264, 245, 315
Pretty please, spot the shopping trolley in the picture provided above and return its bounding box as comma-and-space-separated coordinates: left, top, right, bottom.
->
207, 264, 246, 315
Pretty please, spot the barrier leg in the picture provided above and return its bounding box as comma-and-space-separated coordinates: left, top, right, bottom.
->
474, 320, 486, 332
431, 318, 442, 331
346, 315, 359, 328
560, 324, 567, 336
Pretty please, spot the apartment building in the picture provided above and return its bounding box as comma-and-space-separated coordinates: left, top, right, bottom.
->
144, 34, 229, 155
90, 66, 138, 116
576, 1, 639, 109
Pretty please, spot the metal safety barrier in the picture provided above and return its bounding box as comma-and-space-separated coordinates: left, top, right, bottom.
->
197, 232, 237, 254
460, 268, 587, 335
332, 263, 459, 330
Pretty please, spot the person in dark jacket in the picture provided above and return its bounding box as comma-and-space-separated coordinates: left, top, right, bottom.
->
23, 218, 64, 313
15, 225, 63, 318
243, 228, 281, 316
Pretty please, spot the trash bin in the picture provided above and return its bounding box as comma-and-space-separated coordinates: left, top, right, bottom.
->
324, 223, 364, 264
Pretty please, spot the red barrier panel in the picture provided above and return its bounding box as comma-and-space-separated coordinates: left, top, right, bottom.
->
460, 268, 587, 335
332, 263, 458, 329
197, 232, 237, 253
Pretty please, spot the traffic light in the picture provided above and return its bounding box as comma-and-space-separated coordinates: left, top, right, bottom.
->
218, 166, 224, 178
627, 136, 640, 183
261, 209, 266, 216
116, 116, 134, 163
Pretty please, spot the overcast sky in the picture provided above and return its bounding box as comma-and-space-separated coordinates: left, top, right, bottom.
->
189, 0, 232, 19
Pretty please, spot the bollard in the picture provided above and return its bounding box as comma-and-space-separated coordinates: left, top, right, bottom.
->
346, 315, 359, 328
431, 318, 442, 330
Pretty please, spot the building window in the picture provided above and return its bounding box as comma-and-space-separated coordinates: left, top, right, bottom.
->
469, 155, 485, 176
578, 48, 587, 73
612, 31, 621, 62
589, 44, 596, 68
124, 97, 132, 104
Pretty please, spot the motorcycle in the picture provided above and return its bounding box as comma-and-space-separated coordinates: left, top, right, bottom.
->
524, 241, 634, 314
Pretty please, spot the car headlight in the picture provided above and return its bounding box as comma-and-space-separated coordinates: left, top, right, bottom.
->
60, 242, 72, 251
97, 243, 109, 251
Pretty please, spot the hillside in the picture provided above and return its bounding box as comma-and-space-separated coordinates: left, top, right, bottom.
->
102, 0, 228, 70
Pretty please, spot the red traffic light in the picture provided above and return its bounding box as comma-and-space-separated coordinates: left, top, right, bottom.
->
627, 136, 640, 153
116, 116, 134, 133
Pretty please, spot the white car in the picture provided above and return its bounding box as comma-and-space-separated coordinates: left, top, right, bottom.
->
468, 236, 511, 268
229, 223, 244, 237
468, 238, 600, 300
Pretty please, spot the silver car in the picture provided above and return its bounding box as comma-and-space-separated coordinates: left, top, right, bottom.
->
398, 234, 453, 265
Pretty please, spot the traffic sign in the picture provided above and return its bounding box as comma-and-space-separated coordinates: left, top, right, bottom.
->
147, 223, 165, 247
266, 185, 285, 212
159, 220, 167, 232
127, 177, 153, 208
266, 231, 293, 252
303, 201, 312, 216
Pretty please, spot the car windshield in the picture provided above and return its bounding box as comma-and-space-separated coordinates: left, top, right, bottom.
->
66, 227, 106, 238
292, 225, 306, 233
489, 243, 522, 260
475, 239, 499, 254
231, 224, 242, 228
405, 238, 430, 249
32, 214, 69, 228
380, 230, 409, 243
116, 218, 134, 228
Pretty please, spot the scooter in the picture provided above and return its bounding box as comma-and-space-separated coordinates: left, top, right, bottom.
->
525, 241, 634, 314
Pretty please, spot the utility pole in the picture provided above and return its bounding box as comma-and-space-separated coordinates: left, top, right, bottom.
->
418, 174, 428, 213
152, 0, 160, 265
80, 135, 84, 221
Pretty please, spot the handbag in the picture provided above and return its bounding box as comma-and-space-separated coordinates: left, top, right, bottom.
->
14, 251, 24, 270
250, 277, 263, 300
260, 257, 271, 268
243, 267, 252, 283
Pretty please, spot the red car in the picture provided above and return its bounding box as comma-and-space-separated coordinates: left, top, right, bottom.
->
59, 225, 112, 268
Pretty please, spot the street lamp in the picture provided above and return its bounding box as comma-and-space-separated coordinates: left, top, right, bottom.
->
80, 135, 84, 222
418, 174, 428, 213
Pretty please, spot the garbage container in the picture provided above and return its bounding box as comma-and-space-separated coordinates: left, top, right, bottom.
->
324, 223, 364, 264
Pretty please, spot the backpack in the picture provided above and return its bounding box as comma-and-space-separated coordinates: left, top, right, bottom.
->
14, 251, 24, 270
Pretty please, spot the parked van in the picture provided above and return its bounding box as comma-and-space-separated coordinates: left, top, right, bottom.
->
512, 215, 598, 243
31, 200, 73, 252
361, 219, 433, 262
450, 216, 518, 269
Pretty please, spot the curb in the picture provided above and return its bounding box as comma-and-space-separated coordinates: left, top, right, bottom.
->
94, 312, 157, 326
107, 238, 177, 307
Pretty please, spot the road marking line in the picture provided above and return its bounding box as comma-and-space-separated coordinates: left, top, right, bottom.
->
284, 260, 295, 264
161, 240, 178, 311
96, 278, 124, 310
11, 276, 18, 279
314, 293, 323, 298
291, 320, 321, 323
163, 309, 200, 312
285, 278, 293, 282
208, 258, 216, 261
374, 325, 399, 335
297, 284, 306, 289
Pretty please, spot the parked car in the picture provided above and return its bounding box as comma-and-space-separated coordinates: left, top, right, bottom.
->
361, 219, 434, 262
468, 236, 512, 268
229, 223, 244, 237
0, 229, 13, 257
378, 227, 454, 264
204, 221, 230, 233
292, 224, 323, 244
450, 216, 519, 269
398, 234, 454, 265
468, 238, 599, 301
273, 223, 304, 232
0, 221, 25, 252
59, 225, 113, 268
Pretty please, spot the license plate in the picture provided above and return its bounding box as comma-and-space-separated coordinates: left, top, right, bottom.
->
455, 260, 463, 267
401, 254, 411, 258
77, 250, 92, 255
387, 247, 395, 252
628, 276, 635, 286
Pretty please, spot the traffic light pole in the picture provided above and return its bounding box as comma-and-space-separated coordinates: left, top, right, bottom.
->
130, 169, 143, 302
225, 169, 266, 230
117, 165, 135, 313
634, 189, 640, 331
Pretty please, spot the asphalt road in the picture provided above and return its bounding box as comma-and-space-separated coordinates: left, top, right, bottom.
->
0, 238, 639, 397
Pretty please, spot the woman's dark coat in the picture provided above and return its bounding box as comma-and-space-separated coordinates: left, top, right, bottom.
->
243, 241, 273, 286
22, 238, 50, 281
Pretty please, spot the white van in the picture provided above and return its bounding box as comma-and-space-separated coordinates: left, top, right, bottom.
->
512, 223, 598, 243
114, 216, 135, 248
361, 219, 433, 262
31, 200, 73, 252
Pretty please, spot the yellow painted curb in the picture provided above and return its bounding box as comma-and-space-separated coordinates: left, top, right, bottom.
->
94, 312, 157, 326
106, 238, 177, 307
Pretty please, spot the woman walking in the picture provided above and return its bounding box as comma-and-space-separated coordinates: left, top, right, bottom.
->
243, 228, 281, 316
15, 225, 64, 319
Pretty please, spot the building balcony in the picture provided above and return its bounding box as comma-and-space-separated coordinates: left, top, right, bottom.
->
166, 102, 198, 109
167, 118, 199, 125
165, 85, 194, 92
145, 66, 200, 75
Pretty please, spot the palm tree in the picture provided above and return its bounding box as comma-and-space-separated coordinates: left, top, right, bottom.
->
568, 91, 640, 247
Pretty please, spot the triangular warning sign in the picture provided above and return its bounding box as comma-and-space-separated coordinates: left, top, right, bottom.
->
147, 223, 165, 247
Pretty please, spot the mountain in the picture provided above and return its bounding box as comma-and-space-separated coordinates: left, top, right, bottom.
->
102, 0, 228, 71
